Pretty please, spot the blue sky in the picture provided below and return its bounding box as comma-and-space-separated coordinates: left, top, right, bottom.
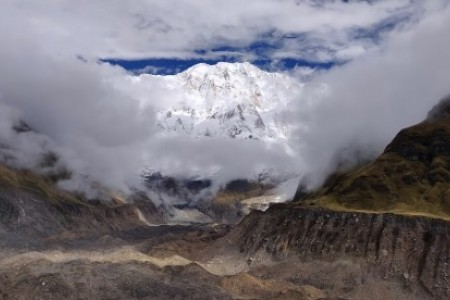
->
101, 8, 414, 75
102, 57, 336, 75
83, 0, 428, 75
1, 0, 429, 76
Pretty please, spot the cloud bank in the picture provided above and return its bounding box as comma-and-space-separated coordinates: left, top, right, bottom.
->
1, 0, 437, 64
290, 3, 450, 187
0, 23, 298, 199
0, 1, 449, 206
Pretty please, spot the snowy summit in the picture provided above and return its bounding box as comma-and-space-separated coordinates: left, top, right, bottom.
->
130, 62, 304, 141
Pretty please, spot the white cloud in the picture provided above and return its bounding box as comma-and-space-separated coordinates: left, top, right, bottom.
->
0, 0, 449, 206
288, 3, 450, 187
1, 0, 435, 62
0, 16, 298, 199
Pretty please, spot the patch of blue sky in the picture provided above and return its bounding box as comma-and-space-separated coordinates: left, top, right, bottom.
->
102, 10, 412, 76
102, 33, 337, 75
102, 56, 336, 75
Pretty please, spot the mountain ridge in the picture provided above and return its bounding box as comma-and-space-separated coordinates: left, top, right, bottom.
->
299, 96, 450, 220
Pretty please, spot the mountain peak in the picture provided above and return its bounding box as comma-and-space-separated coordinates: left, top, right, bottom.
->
426, 95, 450, 121
155, 62, 302, 140
183, 61, 262, 76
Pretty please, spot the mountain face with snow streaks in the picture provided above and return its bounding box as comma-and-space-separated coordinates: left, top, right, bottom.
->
130, 62, 304, 141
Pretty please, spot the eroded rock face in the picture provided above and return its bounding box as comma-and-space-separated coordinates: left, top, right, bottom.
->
228, 205, 450, 299
0, 188, 165, 244
0, 195, 19, 225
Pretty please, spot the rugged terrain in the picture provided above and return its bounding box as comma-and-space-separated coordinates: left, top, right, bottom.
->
2, 197, 449, 299
2, 98, 450, 299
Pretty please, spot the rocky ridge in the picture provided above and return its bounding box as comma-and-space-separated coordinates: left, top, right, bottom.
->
222, 205, 450, 299
302, 96, 450, 220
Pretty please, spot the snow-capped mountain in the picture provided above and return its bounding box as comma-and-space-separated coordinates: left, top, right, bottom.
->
123, 62, 304, 140
158, 62, 303, 140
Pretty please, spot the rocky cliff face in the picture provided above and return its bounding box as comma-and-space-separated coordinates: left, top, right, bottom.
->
225, 204, 450, 299
0, 189, 164, 241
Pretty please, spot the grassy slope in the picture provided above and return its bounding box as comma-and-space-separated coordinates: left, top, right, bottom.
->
300, 119, 450, 221
0, 162, 131, 210
0, 163, 90, 207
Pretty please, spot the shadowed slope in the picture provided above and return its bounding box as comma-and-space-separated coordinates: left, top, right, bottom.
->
0, 163, 164, 241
